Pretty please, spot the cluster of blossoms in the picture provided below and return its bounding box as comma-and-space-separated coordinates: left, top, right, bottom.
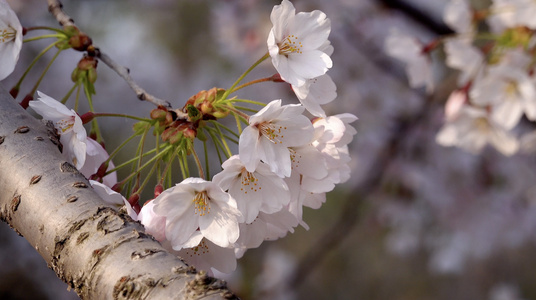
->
1, 0, 356, 274
384, 0, 536, 156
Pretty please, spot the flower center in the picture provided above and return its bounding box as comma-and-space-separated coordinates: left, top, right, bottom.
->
239, 169, 260, 194
185, 240, 209, 257
0, 26, 16, 44
289, 148, 302, 170
473, 116, 490, 132
504, 81, 518, 99
258, 122, 287, 144
193, 191, 210, 216
279, 34, 303, 56
56, 117, 76, 133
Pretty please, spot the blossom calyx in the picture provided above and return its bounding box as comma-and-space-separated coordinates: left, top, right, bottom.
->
71, 56, 98, 84
184, 87, 228, 120
65, 26, 93, 51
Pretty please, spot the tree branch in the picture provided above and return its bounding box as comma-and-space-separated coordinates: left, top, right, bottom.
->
46, 0, 172, 108
0, 84, 236, 299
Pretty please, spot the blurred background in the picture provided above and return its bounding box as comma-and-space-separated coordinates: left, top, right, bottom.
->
2, 0, 536, 299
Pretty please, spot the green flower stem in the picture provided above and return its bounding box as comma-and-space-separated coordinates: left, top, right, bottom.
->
12, 41, 59, 92
178, 148, 188, 179
233, 105, 260, 113
230, 76, 275, 94
206, 128, 224, 166
159, 149, 177, 186
134, 159, 159, 199
208, 120, 240, 139
225, 105, 250, 121
102, 132, 146, 176
223, 98, 267, 106
221, 52, 270, 101
203, 139, 210, 180
120, 145, 173, 191
83, 83, 103, 143
25, 26, 66, 34
61, 82, 79, 104
155, 131, 162, 181
106, 143, 167, 175
133, 123, 151, 190
212, 124, 232, 158
92, 113, 152, 122
233, 112, 243, 136
24, 34, 66, 43
30, 48, 63, 95
190, 146, 204, 180
74, 83, 81, 111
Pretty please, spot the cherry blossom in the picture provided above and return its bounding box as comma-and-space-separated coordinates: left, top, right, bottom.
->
291, 74, 337, 117
267, 0, 332, 87
436, 105, 519, 155
80, 138, 117, 188
28, 91, 88, 169
152, 177, 242, 249
176, 232, 237, 274
444, 39, 484, 86
212, 155, 290, 223
234, 209, 299, 257
89, 180, 127, 208
137, 200, 166, 242
384, 29, 434, 93
311, 113, 358, 187
0, 0, 22, 81
239, 99, 314, 177
444, 0, 474, 35
489, 0, 536, 30
469, 51, 536, 130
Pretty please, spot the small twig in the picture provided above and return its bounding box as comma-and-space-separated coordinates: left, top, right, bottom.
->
47, 0, 75, 27
95, 50, 171, 108
46, 0, 172, 108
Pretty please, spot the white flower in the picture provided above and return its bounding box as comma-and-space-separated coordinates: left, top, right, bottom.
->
436, 105, 519, 155
310, 113, 357, 187
29, 91, 87, 168
291, 74, 337, 117
489, 0, 536, 30
444, 0, 473, 34
444, 90, 468, 121
80, 138, 117, 188
239, 100, 314, 177
384, 29, 434, 93
469, 51, 536, 130
152, 177, 242, 249
89, 180, 138, 218
177, 232, 237, 274
234, 210, 298, 256
137, 200, 166, 242
0, 0, 23, 81
444, 38, 484, 86
213, 155, 291, 223
267, 0, 332, 87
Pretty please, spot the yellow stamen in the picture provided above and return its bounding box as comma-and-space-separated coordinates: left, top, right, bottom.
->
239, 169, 260, 194
279, 34, 303, 56
193, 191, 210, 216
258, 122, 287, 144
0, 27, 16, 44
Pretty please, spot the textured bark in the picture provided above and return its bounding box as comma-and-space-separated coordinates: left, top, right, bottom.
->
0, 84, 238, 300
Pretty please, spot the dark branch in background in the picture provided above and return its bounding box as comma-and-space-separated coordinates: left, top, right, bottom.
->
377, 0, 454, 35
46, 0, 172, 108
288, 0, 452, 288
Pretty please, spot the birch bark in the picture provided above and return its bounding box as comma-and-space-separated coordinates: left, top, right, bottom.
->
0, 84, 237, 299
